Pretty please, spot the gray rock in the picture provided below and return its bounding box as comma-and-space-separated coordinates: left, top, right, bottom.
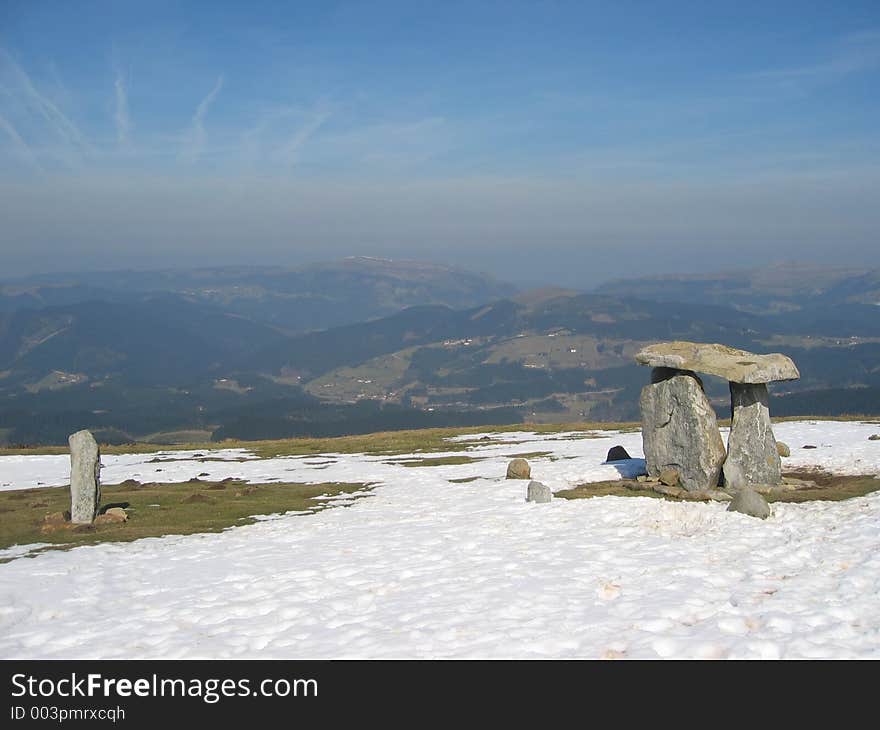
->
635, 341, 799, 384
526, 480, 552, 503
639, 369, 726, 491
776, 441, 790, 457
605, 445, 631, 462
726, 488, 771, 519
69, 429, 101, 524
723, 383, 782, 489
869, 434, 880, 441
506, 458, 531, 480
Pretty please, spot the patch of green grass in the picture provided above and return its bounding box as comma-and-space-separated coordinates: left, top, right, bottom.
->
0, 479, 372, 559
773, 415, 880, 424
555, 481, 667, 500
0, 421, 642, 458
769, 471, 880, 503
501, 450, 553, 460
555, 471, 880, 504
140, 429, 216, 445
390, 455, 482, 467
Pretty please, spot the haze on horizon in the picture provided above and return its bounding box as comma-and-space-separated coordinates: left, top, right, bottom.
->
1, 1, 878, 289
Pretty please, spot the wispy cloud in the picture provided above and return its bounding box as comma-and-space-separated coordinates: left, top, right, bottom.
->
314, 117, 450, 170
114, 66, 131, 147
241, 106, 300, 162
183, 74, 224, 163
746, 29, 880, 88
0, 111, 41, 170
280, 107, 330, 165
0, 48, 91, 164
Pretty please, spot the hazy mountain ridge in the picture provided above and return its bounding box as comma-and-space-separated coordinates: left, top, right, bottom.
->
595, 263, 880, 314
0, 257, 517, 334
1, 259, 879, 445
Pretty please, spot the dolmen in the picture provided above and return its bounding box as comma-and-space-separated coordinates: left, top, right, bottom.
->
635, 341, 799, 492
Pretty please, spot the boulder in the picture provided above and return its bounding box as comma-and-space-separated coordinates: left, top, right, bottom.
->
605, 445, 631, 462
69, 429, 101, 524
94, 511, 126, 525
635, 341, 799, 384
506, 458, 531, 480
726, 489, 771, 520
526, 481, 552, 503
658, 468, 680, 487
639, 369, 726, 491
869, 434, 880, 441
776, 441, 790, 457
723, 383, 782, 489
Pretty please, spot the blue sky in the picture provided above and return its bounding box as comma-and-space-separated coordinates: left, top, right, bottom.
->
1, 1, 879, 285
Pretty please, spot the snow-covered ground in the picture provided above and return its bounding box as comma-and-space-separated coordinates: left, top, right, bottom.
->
0, 420, 879, 659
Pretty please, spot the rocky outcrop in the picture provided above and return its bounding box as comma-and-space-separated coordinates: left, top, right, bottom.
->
723, 382, 781, 489
639, 369, 726, 492
69, 430, 101, 524
636, 341, 799, 384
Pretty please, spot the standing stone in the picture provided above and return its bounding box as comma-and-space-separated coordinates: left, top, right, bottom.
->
639, 369, 726, 492
723, 383, 781, 489
69, 430, 101, 524
526, 481, 552, 503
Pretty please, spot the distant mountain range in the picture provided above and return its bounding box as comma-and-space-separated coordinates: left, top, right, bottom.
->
0, 257, 516, 333
1, 258, 878, 445
596, 262, 880, 313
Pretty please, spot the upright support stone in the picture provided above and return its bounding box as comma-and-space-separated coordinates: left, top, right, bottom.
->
723, 382, 781, 489
69, 429, 101, 524
639, 368, 726, 492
